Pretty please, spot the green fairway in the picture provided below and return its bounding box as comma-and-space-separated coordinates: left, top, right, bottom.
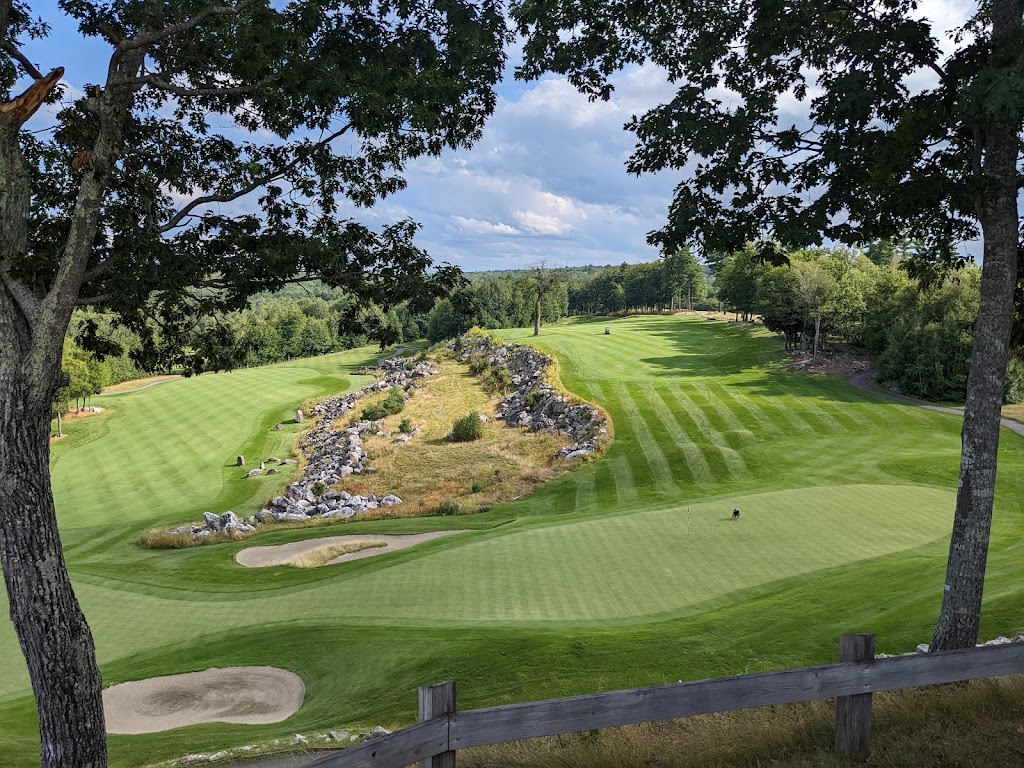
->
3, 315, 1024, 767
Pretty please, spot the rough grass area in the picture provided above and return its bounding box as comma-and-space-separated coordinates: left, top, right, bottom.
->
338, 359, 570, 513
1003, 403, 1024, 425
461, 676, 1024, 768
279, 539, 386, 568
139, 527, 254, 549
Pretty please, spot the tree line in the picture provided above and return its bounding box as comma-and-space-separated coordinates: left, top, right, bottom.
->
713, 245, 1024, 405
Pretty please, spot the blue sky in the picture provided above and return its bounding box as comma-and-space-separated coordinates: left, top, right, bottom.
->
24, 0, 973, 273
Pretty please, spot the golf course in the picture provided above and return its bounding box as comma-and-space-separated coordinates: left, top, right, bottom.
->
3, 314, 1024, 766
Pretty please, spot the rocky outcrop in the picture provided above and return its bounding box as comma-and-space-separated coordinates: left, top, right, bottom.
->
171, 355, 436, 540
452, 333, 606, 459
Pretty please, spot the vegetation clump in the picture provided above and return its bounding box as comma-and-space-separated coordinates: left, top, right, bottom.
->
450, 412, 484, 442
361, 386, 406, 421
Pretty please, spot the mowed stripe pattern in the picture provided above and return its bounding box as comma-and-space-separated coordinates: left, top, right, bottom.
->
497, 318, 963, 509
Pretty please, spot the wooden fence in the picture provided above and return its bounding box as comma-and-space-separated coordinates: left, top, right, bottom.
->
302, 635, 1024, 768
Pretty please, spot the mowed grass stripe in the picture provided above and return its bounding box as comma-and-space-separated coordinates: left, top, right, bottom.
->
614, 383, 687, 490
697, 381, 783, 438
589, 382, 651, 498
638, 384, 719, 483
661, 385, 746, 477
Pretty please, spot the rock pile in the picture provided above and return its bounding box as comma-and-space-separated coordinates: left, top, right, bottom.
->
171, 511, 255, 539
452, 333, 606, 460
170, 354, 438, 540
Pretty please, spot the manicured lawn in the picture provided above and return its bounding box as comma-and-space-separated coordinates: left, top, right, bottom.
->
2, 315, 1024, 767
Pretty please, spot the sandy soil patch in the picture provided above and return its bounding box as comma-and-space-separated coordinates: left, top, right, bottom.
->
235, 531, 465, 568
103, 667, 304, 735
102, 374, 181, 394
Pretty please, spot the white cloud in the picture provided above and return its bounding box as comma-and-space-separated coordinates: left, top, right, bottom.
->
451, 215, 521, 236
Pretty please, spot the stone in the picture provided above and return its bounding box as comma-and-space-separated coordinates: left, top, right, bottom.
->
179, 755, 210, 766
236, 455, 245, 466
247, 467, 263, 477
220, 511, 239, 527
203, 511, 221, 530
273, 424, 283, 430
295, 409, 304, 423
259, 461, 265, 471
380, 494, 402, 507
916, 643, 930, 654
370, 726, 391, 738
329, 730, 351, 742
393, 434, 411, 443
268, 456, 281, 463
290, 734, 308, 745
266, 468, 278, 475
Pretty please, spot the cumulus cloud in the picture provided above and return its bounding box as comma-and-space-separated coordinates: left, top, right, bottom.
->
451, 216, 521, 236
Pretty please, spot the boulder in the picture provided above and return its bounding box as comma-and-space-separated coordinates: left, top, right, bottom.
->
370, 726, 391, 738
380, 494, 402, 507
247, 467, 263, 477
220, 511, 239, 527
236, 456, 245, 466
203, 511, 222, 530
266, 468, 278, 475
295, 409, 304, 423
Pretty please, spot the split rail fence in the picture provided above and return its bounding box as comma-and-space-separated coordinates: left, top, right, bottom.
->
302, 634, 1024, 768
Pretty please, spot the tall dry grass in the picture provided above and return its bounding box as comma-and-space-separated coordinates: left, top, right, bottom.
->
460, 676, 1024, 768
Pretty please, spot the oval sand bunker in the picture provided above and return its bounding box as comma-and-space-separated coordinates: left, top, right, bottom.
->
235, 531, 464, 568
103, 667, 304, 734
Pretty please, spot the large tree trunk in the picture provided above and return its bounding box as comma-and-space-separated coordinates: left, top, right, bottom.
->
0, 295, 107, 767
931, 32, 1021, 650
534, 296, 541, 335
0, 68, 113, 766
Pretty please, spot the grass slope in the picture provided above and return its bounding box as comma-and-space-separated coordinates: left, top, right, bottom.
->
2, 316, 1023, 767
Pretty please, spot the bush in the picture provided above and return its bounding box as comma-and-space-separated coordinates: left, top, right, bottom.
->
310, 481, 328, 497
360, 387, 405, 421
432, 501, 462, 516
360, 403, 387, 421
399, 417, 413, 433
383, 386, 406, 413
451, 412, 484, 442
1005, 355, 1024, 404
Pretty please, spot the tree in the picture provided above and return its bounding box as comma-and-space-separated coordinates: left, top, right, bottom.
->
514, 0, 1022, 650
530, 260, 562, 335
664, 247, 707, 311
0, 2, 506, 765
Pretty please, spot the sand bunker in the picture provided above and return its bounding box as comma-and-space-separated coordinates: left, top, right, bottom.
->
235, 531, 464, 568
104, 667, 304, 735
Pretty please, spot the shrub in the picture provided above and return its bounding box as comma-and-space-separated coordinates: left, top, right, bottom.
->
432, 500, 462, 516
1005, 356, 1024, 404
451, 412, 484, 442
360, 403, 386, 421
471, 481, 483, 493
399, 417, 413, 433
382, 386, 406, 414
310, 481, 328, 498
361, 387, 405, 421
468, 357, 488, 376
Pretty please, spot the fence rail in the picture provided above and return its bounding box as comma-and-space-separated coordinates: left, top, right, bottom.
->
304, 636, 1024, 768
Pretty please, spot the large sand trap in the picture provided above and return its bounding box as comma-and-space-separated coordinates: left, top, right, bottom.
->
235, 531, 464, 568
103, 667, 304, 735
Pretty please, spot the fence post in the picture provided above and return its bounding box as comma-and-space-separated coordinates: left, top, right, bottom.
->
834, 634, 875, 762
419, 680, 456, 768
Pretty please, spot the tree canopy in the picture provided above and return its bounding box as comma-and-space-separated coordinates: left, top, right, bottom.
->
0, 2, 508, 765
